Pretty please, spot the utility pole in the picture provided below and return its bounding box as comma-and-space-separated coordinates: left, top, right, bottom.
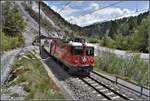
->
39, 1, 41, 55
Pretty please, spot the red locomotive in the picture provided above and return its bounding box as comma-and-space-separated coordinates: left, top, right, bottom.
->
42, 37, 94, 75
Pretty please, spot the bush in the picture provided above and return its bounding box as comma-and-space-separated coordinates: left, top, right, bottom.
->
2, 32, 25, 51
10, 51, 65, 100
102, 36, 117, 48
86, 37, 100, 43
2, 1, 26, 36
94, 52, 148, 86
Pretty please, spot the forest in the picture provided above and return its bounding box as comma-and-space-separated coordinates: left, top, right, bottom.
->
82, 12, 149, 53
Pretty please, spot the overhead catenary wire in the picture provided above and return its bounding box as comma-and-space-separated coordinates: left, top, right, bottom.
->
77, 1, 148, 24
79, 1, 123, 16
58, 1, 72, 13
102, 8, 149, 22
43, 1, 148, 26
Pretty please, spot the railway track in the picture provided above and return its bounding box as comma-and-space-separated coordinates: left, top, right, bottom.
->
78, 75, 133, 100
91, 71, 149, 99
42, 47, 144, 100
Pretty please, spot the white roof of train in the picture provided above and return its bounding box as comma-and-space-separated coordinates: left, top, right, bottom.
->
68, 41, 94, 47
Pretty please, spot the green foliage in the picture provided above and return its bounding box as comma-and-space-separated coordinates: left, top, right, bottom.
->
2, 32, 24, 51
2, 1, 26, 35
84, 36, 100, 43
1, 1, 25, 51
120, 23, 129, 35
94, 53, 148, 86
10, 93, 19, 97
129, 17, 148, 52
10, 51, 65, 100
82, 11, 148, 53
103, 36, 116, 48
109, 20, 118, 38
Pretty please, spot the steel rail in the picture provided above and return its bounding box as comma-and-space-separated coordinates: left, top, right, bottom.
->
79, 77, 111, 100
88, 76, 129, 100
92, 71, 149, 97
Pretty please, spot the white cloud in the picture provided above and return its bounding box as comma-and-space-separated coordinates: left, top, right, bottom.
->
49, 2, 144, 27
90, 2, 99, 10
51, 6, 79, 17
60, 7, 78, 16
51, 6, 60, 13
64, 8, 135, 27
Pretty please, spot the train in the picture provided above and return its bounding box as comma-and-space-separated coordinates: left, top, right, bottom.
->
41, 37, 95, 75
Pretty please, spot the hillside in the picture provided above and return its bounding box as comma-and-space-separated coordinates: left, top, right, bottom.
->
22, 1, 81, 38
81, 11, 149, 53
40, 2, 82, 36
82, 11, 148, 36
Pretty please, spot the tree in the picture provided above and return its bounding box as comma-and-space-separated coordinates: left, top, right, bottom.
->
2, 1, 26, 36
130, 17, 148, 52
103, 36, 116, 48
120, 22, 129, 35
109, 20, 118, 38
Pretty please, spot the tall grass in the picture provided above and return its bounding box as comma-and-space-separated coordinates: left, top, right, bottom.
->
94, 52, 148, 86
10, 51, 65, 100
2, 32, 25, 51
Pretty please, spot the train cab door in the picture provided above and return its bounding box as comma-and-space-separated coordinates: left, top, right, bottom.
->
44, 39, 49, 53
49, 40, 52, 55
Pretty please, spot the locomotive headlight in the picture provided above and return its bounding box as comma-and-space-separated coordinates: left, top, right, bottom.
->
82, 56, 87, 62
90, 59, 94, 66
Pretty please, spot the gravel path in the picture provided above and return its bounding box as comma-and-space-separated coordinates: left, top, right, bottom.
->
1, 48, 22, 85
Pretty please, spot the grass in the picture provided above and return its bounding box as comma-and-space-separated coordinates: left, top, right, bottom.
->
10, 50, 65, 100
10, 93, 20, 97
94, 51, 148, 87
2, 32, 25, 51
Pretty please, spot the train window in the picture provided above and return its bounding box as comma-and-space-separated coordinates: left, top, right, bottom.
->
86, 47, 94, 56
44, 40, 49, 47
72, 46, 83, 55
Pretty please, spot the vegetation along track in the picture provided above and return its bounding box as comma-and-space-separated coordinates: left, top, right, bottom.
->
78, 75, 132, 100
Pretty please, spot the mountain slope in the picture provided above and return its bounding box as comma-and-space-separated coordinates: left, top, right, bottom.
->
40, 2, 82, 36
22, 1, 81, 38
82, 11, 149, 37
81, 11, 149, 53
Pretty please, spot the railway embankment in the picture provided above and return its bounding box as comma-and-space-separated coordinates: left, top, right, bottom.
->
1, 49, 66, 100
94, 48, 148, 87
94, 44, 149, 61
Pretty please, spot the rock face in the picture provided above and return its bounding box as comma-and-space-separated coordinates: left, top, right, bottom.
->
19, 1, 67, 38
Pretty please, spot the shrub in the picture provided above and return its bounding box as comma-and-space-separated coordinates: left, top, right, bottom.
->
2, 32, 24, 51
94, 52, 148, 86
102, 36, 117, 48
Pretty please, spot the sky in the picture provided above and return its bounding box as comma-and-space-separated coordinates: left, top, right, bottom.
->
43, 1, 149, 27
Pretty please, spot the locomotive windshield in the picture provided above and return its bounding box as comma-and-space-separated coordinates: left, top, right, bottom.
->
86, 47, 94, 56
71, 46, 94, 56
72, 46, 83, 55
